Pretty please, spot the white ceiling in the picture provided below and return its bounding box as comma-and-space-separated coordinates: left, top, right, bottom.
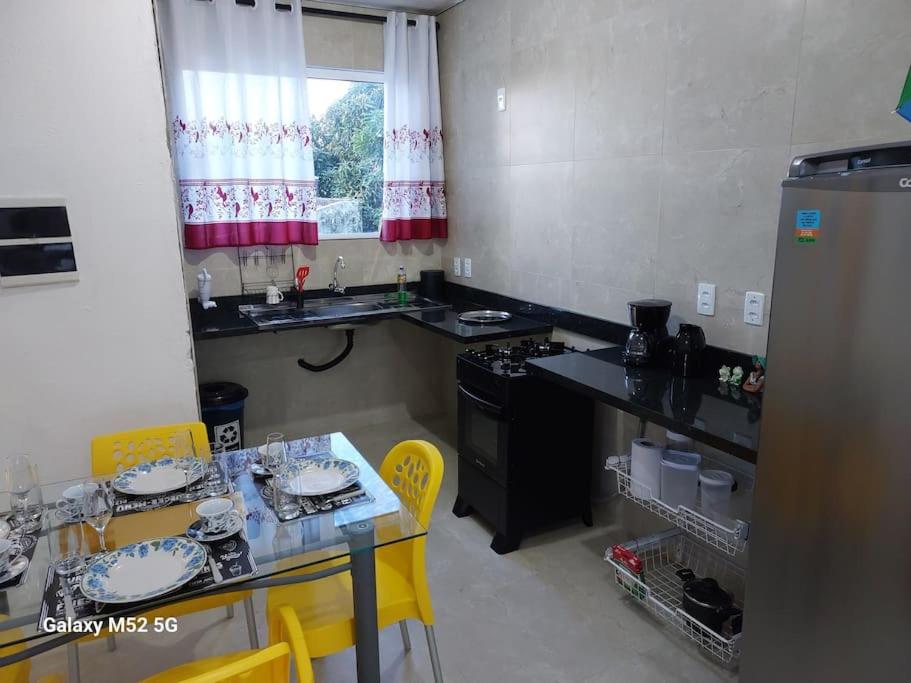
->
310, 0, 463, 15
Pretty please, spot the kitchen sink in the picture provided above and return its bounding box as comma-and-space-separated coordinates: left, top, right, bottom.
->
239, 293, 448, 328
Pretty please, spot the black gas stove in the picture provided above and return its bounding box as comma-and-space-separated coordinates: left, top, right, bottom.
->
453, 339, 594, 554
460, 338, 568, 377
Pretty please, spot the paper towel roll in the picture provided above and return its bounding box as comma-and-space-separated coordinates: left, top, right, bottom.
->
630, 438, 663, 500
666, 430, 695, 452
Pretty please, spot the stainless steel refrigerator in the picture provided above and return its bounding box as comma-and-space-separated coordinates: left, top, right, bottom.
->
742, 142, 911, 681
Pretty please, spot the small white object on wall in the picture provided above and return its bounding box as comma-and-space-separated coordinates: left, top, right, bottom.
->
453, 256, 461, 276
697, 282, 715, 316
463, 258, 472, 278
497, 87, 507, 112
744, 291, 765, 326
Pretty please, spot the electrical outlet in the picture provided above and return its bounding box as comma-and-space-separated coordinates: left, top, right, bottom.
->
697, 283, 716, 316
497, 87, 507, 112
464, 258, 472, 278
744, 291, 765, 326
453, 257, 461, 277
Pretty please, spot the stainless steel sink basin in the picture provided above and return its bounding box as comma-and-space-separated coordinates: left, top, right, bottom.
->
239, 293, 449, 328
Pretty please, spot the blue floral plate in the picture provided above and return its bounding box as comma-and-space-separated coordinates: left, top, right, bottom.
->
112, 458, 204, 496
80, 537, 207, 604
278, 458, 359, 497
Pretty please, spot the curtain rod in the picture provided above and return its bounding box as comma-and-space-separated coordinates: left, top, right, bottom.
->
214, 2, 438, 29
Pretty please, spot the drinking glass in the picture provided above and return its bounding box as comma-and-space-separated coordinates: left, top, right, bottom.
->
174, 429, 200, 502
205, 442, 228, 497
53, 517, 87, 576
4, 455, 41, 532
263, 432, 287, 475
82, 480, 114, 552
272, 471, 301, 522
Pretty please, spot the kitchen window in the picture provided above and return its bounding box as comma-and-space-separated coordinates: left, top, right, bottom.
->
307, 68, 384, 239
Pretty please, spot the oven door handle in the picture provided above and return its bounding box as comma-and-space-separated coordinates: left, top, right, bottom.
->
458, 383, 505, 416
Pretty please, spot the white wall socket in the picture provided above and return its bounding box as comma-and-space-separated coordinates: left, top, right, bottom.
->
453, 257, 461, 277
463, 258, 472, 278
697, 283, 716, 316
497, 87, 507, 112
744, 291, 765, 326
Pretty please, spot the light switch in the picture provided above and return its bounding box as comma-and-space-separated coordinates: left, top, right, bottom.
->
464, 258, 472, 278
744, 291, 765, 326
496, 87, 507, 112
697, 283, 716, 316
453, 257, 461, 277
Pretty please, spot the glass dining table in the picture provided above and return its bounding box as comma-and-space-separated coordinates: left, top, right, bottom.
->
0, 432, 426, 683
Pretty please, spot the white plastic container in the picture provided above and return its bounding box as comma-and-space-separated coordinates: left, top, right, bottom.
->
630, 438, 663, 500
660, 449, 701, 509
699, 469, 734, 517
665, 430, 695, 452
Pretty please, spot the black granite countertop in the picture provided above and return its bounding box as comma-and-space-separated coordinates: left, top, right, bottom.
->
191, 284, 554, 343
400, 302, 553, 343
526, 346, 761, 462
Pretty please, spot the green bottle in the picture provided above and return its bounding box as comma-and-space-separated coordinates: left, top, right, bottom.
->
397, 265, 408, 304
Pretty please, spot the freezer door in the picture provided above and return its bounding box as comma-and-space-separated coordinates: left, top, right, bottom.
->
742, 168, 911, 681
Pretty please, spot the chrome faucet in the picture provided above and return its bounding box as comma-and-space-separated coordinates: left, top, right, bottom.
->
329, 256, 346, 294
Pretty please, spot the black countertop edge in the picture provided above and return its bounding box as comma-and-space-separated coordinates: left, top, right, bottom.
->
444, 282, 756, 370
400, 308, 553, 343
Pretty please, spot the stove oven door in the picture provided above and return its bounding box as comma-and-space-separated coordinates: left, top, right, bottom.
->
457, 382, 510, 486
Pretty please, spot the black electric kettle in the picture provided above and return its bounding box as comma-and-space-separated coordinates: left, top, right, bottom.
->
673, 324, 706, 377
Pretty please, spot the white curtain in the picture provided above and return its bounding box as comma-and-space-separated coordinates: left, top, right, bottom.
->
381, 12, 447, 242
157, 0, 318, 249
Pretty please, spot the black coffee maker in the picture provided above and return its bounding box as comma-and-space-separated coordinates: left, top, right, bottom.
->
622, 299, 672, 366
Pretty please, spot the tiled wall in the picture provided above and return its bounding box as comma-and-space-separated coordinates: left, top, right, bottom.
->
437, 0, 911, 355
182, 4, 444, 299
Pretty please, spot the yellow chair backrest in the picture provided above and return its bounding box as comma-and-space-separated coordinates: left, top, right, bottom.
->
91, 422, 210, 476
379, 440, 445, 529
178, 642, 290, 683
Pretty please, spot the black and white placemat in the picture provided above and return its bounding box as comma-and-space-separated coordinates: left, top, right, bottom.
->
110, 462, 233, 517
38, 534, 256, 628
251, 475, 373, 522
0, 519, 39, 590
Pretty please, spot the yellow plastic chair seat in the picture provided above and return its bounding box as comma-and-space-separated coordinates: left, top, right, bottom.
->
140, 649, 278, 683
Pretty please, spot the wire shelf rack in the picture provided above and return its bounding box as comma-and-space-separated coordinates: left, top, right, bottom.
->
605, 530, 745, 665
606, 458, 749, 556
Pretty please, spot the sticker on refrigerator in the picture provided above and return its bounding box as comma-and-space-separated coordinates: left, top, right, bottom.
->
795, 209, 821, 243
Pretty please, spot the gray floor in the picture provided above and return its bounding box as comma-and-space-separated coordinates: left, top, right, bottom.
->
31, 416, 736, 682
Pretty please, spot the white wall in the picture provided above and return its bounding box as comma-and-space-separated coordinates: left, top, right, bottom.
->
0, 0, 199, 481
438, 0, 911, 355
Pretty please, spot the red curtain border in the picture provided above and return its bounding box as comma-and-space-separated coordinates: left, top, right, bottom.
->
380, 217, 448, 242
184, 220, 319, 249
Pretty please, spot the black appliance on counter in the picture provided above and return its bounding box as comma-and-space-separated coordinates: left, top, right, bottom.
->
673, 323, 706, 377
418, 269, 445, 301
622, 299, 672, 367
453, 339, 594, 554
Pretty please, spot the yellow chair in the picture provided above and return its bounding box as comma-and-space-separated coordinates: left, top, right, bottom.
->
0, 616, 64, 683
266, 440, 444, 682
140, 605, 313, 683
91, 422, 258, 648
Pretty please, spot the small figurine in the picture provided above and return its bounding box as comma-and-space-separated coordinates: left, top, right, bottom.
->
718, 365, 731, 383
743, 355, 766, 393
730, 366, 744, 386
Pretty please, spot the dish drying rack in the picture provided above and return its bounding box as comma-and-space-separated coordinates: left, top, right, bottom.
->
238, 246, 300, 296
605, 529, 745, 665
606, 456, 749, 556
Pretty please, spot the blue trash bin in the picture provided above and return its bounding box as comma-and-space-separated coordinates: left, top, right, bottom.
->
199, 382, 249, 451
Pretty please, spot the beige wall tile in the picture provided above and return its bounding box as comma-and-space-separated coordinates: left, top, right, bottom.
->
791, 0, 911, 145
510, 162, 574, 276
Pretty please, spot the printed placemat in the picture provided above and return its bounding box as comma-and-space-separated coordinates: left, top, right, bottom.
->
109, 459, 233, 517
0, 519, 39, 590
38, 534, 256, 628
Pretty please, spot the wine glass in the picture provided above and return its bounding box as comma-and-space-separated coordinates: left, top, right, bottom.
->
4, 455, 41, 532
174, 430, 200, 502
82, 480, 114, 552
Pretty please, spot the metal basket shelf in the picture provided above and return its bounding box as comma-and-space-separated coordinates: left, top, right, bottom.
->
607, 458, 749, 556
605, 530, 745, 665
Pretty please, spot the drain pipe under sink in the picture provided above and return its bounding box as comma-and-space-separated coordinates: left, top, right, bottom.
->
297, 328, 355, 372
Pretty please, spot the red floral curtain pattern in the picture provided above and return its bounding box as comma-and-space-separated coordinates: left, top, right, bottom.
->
157, 0, 318, 249
381, 14, 447, 242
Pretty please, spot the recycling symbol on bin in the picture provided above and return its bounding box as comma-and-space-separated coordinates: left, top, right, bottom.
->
215, 420, 240, 448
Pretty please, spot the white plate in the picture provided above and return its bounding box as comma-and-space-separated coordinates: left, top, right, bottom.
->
81, 537, 207, 604
0, 520, 10, 540
0, 556, 28, 584
112, 458, 204, 496
278, 458, 359, 497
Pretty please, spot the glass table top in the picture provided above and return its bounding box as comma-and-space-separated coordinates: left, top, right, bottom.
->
0, 432, 426, 646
